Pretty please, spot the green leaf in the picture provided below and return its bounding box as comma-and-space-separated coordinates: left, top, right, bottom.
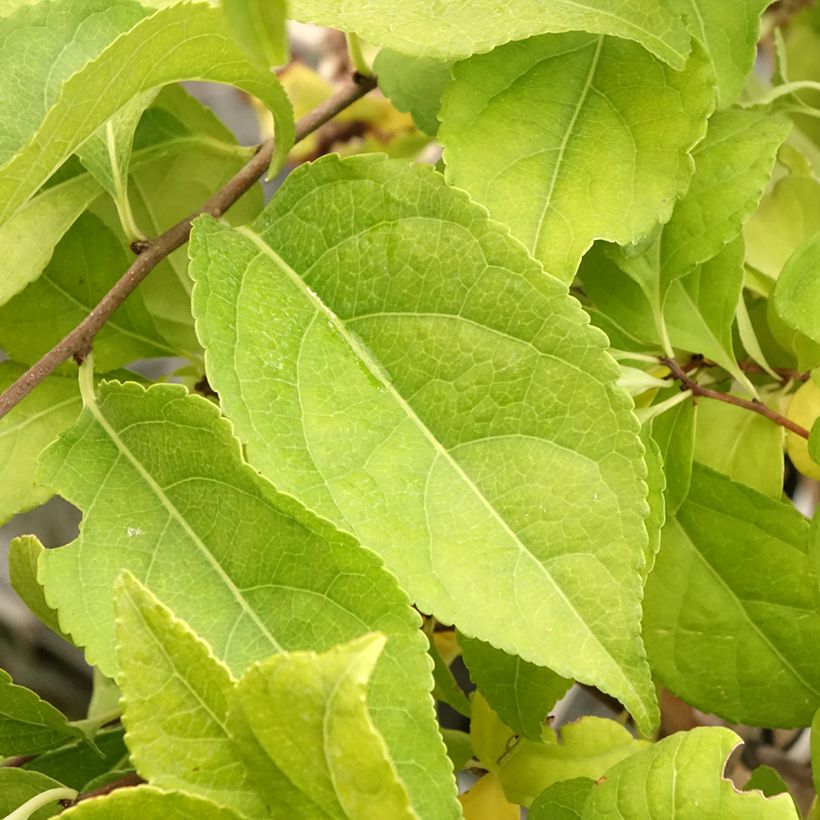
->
675, 0, 770, 106
810, 419, 820, 465
0, 0, 147, 167
22, 727, 129, 792
648, 389, 696, 515
232, 632, 417, 819
288, 0, 692, 67
656, 109, 790, 287
76, 92, 158, 240
497, 717, 649, 807
0, 769, 68, 820
439, 34, 714, 282
773, 233, 820, 347
644, 463, 819, 727
744, 765, 792, 798
61, 786, 246, 820
744, 173, 820, 281
0, 671, 83, 756
0, 2, 294, 227
0, 171, 101, 307
529, 778, 594, 820
440, 729, 473, 772
0, 363, 81, 524
663, 238, 746, 383
0, 214, 179, 371
459, 635, 571, 741
469, 692, 516, 773
8, 536, 65, 638
221, 0, 288, 68
114, 572, 266, 816
639, 426, 666, 579
37, 379, 458, 819
427, 632, 471, 718
189, 153, 659, 734
694, 399, 784, 497
373, 50, 452, 135
581, 727, 799, 818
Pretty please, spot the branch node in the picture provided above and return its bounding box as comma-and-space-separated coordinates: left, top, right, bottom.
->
129, 238, 151, 255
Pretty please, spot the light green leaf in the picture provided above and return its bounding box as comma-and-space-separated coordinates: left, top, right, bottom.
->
288, 0, 692, 67
440, 729, 472, 772
232, 632, 417, 819
773, 233, 820, 347
439, 34, 713, 282
810, 419, 820, 465
745, 173, 820, 281
373, 50, 452, 135
0, 2, 294, 227
0, 363, 81, 524
8, 536, 65, 638
0, 171, 101, 307
0, 671, 83, 756
529, 778, 594, 820
0, 0, 146, 167
648, 389, 696, 515
469, 692, 516, 773
581, 727, 799, 818
694, 400, 784, 497
497, 717, 649, 807
0, 214, 179, 370
221, 0, 288, 68
427, 632, 471, 718
657, 109, 790, 287
675, 0, 770, 106
0, 770, 68, 820
37, 379, 458, 819
76, 92, 158, 240
189, 153, 659, 734
664, 237, 747, 383
114, 572, 266, 815
61, 786, 246, 820
640, 426, 666, 579
459, 636, 570, 741
644, 463, 819, 727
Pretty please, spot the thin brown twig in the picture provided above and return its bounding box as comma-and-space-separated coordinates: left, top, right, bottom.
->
0, 72, 378, 420
59, 773, 145, 807
661, 357, 810, 439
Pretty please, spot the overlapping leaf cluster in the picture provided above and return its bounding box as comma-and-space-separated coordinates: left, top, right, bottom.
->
1, 0, 819, 817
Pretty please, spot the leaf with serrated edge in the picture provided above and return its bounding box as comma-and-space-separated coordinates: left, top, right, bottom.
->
288, 0, 691, 66
37, 379, 458, 819
60, 786, 246, 820
8, 536, 66, 638
773, 233, 820, 347
0, 363, 80, 524
497, 717, 649, 807
644, 463, 819, 727
529, 778, 594, 820
0, 670, 83, 756
639, 427, 666, 579
0, 2, 293, 227
648, 391, 696, 515
114, 572, 265, 815
459, 635, 570, 741
581, 727, 799, 818
440, 34, 714, 282
189, 153, 658, 734
232, 632, 416, 819
675, 0, 770, 106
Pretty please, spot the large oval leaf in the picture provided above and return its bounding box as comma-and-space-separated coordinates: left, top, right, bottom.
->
189, 154, 658, 733
37, 379, 458, 819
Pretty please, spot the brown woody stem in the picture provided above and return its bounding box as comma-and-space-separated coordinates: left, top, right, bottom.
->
660, 357, 810, 439
0, 72, 377, 419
